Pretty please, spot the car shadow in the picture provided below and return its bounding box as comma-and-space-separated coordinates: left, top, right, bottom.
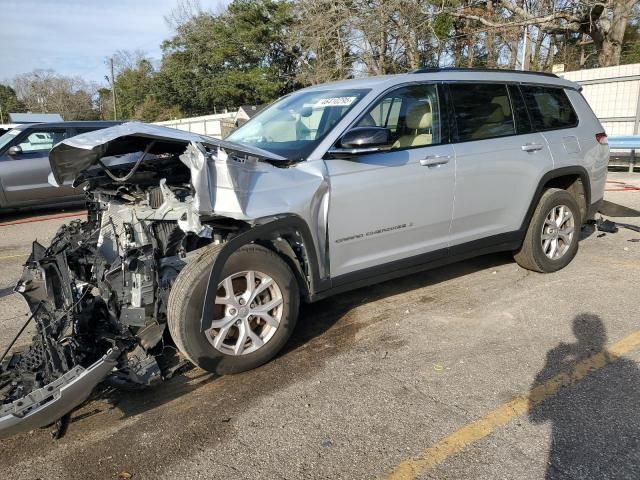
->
0, 286, 16, 300
105, 251, 515, 420
600, 199, 640, 218
528, 314, 640, 479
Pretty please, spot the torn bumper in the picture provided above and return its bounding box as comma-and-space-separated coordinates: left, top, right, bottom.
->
0, 348, 119, 439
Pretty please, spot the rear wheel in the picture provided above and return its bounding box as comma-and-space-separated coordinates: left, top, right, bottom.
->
514, 188, 581, 273
167, 244, 299, 374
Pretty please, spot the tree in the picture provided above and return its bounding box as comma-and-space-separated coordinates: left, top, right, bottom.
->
110, 51, 157, 120
290, 0, 353, 84
451, 0, 638, 68
157, 0, 302, 115
621, 20, 640, 64
0, 84, 25, 123
12, 70, 99, 120
294, 0, 446, 82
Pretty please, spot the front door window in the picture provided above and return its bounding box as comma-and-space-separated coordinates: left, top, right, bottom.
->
18, 129, 68, 153
355, 84, 442, 149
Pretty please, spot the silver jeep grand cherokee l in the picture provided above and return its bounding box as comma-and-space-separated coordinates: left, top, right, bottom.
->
0, 68, 608, 438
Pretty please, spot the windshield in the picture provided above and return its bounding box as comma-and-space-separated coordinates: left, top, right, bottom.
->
0, 129, 21, 152
227, 88, 370, 160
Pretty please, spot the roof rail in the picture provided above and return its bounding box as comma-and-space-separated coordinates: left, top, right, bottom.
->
411, 67, 559, 79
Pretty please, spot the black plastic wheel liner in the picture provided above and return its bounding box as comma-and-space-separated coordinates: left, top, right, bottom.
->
200, 215, 324, 332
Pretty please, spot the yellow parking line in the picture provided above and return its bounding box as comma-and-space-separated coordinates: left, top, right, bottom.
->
0, 253, 27, 261
387, 330, 640, 479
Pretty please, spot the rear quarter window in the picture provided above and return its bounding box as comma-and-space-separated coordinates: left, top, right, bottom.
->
521, 85, 578, 131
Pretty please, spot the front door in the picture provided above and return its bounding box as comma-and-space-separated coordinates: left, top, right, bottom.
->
325, 83, 456, 279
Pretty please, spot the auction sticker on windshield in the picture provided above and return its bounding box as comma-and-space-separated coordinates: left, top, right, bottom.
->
315, 96, 357, 107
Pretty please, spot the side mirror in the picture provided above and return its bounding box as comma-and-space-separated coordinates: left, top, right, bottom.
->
7, 145, 22, 156
327, 127, 393, 157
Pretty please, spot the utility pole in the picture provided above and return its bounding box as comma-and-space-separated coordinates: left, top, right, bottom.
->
520, 0, 529, 71
0, 103, 4, 124
110, 57, 117, 120
521, 25, 529, 71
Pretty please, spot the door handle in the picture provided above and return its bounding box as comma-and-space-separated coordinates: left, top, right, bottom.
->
420, 155, 451, 167
521, 143, 544, 152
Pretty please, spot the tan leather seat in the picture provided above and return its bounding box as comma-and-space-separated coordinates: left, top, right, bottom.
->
392, 102, 432, 149
471, 99, 514, 139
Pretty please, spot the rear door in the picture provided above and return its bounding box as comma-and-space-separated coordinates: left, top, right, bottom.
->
447, 82, 554, 249
519, 85, 581, 167
0, 127, 73, 205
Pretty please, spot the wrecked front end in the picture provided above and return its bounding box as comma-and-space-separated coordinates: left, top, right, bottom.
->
0, 123, 328, 439
0, 180, 198, 439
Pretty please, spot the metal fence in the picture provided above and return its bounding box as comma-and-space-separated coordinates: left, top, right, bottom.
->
560, 64, 640, 171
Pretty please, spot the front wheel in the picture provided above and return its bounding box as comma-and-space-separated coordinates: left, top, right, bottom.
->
167, 244, 299, 374
514, 188, 581, 273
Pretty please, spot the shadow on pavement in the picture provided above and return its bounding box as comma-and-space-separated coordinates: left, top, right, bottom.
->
600, 200, 640, 218
529, 314, 640, 479
0, 286, 16, 299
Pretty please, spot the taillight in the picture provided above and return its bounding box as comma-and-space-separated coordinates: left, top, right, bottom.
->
596, 132, 608, 145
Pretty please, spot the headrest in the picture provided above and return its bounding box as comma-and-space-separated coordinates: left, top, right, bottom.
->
405, 101, 432, 130
492, 96, 510, 116
486, 102, 506, 123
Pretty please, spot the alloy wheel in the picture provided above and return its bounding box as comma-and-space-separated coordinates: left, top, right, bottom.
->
206, 270, 284, 355
540, 204, 575, 260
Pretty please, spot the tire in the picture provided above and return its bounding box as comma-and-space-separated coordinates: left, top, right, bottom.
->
167, 244, 299, 374
514, 188, 581, 273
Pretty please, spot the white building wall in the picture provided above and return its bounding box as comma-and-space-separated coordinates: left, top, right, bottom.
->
154, 112, 237, 138
560, 64, 640, 137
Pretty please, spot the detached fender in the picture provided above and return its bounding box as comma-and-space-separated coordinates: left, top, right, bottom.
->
200, 215, 327, 332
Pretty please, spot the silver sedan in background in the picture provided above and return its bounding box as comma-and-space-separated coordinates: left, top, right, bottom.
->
0, 121, 120, 210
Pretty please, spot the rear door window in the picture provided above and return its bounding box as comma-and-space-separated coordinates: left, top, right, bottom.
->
448, 83, 516, 142
520, 85, 578, 131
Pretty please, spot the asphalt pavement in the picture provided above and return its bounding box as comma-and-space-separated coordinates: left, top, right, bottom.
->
0, 173, 638, 480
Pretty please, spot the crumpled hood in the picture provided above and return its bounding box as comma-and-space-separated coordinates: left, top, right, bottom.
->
48, 121, 331, 279
48, 121, 285, 186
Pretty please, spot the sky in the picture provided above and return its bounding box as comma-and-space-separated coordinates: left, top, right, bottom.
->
0, 0, 224, 85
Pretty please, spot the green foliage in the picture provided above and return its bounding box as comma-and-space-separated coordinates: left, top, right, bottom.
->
621, 23, 640, 65
134, 96, 182, 123
156, 0, 301, 116
0, 84, 25, 122
113, 58, 156, 120
432, 13, 454, 40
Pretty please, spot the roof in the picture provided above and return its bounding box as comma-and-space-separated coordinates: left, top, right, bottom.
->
411, 67, 560, 78
238, 105, 264, 119
300, 68, 580, 92
9, 113, 63, 123
12, 121, 122, 131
